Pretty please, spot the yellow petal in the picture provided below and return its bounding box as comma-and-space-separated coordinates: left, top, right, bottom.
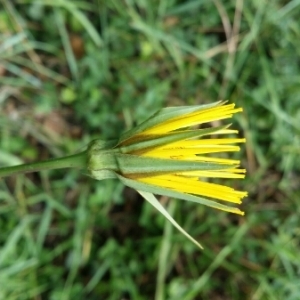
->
141, 104, 243, 135
138, 174, 247, 204
146, 138, 246, 152
179, 155, 240, 164
180, 169, 246, 178
142, 145, 241, 158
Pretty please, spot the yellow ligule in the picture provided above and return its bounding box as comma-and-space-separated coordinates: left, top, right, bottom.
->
139, 174, 247, 204
183, 156, 240, 164
142, 146, 241, 158
141, 104, 242, 135
180, 169, 246, 178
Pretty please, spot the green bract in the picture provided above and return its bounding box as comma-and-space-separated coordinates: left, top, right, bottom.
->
119, 101, 223, 143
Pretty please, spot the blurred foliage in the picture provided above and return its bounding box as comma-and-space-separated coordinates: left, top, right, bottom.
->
0, 0, 300, 299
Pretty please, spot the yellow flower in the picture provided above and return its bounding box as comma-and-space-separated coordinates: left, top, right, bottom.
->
0, 100, 247, 248
88, 101, 247, 216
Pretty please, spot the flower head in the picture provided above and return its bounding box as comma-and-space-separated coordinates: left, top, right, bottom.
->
87, 101, 247, 215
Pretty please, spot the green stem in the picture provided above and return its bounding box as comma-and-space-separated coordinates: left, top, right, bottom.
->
0, 151, 87, 179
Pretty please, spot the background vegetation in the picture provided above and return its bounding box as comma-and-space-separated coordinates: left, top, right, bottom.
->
0, 0, 299, 299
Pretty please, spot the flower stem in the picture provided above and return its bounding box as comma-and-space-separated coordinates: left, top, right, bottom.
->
0, 151, 87, 179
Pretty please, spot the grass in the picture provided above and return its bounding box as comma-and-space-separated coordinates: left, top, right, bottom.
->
1, 0, 300, 299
